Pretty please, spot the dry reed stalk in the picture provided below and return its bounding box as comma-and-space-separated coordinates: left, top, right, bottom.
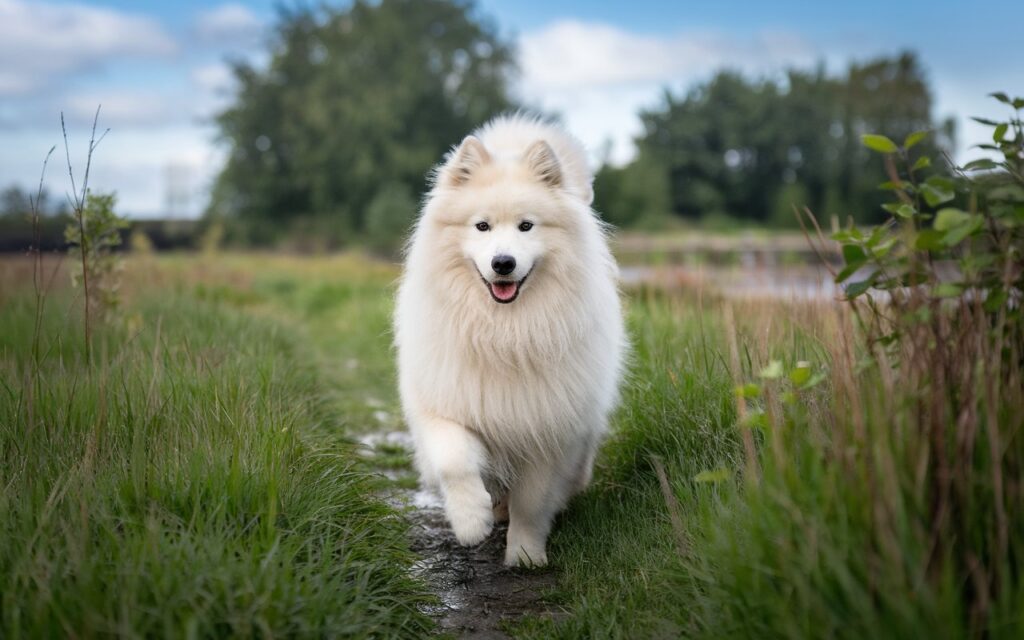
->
650, 455, 688, 557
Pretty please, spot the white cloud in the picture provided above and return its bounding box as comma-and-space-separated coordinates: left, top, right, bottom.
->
0, 0, 176, 96
193, 3, 263, 45
518, 21, 820, 165
64, 91, 180, 127
191, 63, 236, 94
520, 21, 817, 92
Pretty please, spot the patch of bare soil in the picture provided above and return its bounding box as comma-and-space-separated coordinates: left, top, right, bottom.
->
362, 431, 564, 638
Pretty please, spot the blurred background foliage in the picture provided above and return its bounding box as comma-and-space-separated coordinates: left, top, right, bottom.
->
597, 53, 955, 230
1, 0, 958, 252
206, 0, 516, 248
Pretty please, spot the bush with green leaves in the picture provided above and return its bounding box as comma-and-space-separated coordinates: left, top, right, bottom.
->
829, 91, 1022, 345
64, 191, 128, 321
764, 90, 1024, 634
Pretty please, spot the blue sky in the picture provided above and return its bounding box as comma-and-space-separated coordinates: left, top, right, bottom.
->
1, 0, 1021, 217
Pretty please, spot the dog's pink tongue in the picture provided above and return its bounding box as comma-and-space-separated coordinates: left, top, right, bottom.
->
490, 282, 518, 301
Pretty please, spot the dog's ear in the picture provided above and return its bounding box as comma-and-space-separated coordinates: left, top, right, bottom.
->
442, 136, 491, 188
523, 140, 562, 189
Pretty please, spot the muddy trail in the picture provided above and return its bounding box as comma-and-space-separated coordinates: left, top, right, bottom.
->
361, 431, 564, 638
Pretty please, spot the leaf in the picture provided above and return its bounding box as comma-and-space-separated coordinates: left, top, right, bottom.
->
942, 215, 983, 246
835, 263, 862, 283
759, 360, 784, 380
988, 185, 1024, 202
934, 283, 962, 298
1007, 205, 1024, 226
789, 361, 811, 386
865, 224, 888, 248
904, 130, 928, 149
861, 134, 899, 153
802, 372, 828, 389
878, 180, 908, 191
926, 176, 956, 191
1014, 98, 1024, 110
990, 92, 1011, 105
961, 254, 995, 271
962, 158, 998, 172
742, 409, 768, 431
920, 183, 955, 207
694, 468, 731, 484
845, 280, 873, 298
993, 123, 1009, 143
933, 208, 970, 231
984, 289, 1008, 313
842, 243, 867, 266
735, 383, 760, 399
911, 156, 931, 171
970, 117, 999, 126
914, 229, 945, 251
880, 203, 915, 218
871, 237, 897, 259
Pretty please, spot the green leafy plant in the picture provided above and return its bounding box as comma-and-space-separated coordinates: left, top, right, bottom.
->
785, 91, 1024, 633
64, 191, 128, 321
60, 107, 127, 362
823, 91, 1022, 347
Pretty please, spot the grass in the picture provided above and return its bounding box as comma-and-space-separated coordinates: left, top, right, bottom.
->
2, 252, 1021, 638
514, 290, 1024, 638
0, 254, 430, 638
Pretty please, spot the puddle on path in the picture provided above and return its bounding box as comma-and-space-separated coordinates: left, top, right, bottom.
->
360, 430, 564, 638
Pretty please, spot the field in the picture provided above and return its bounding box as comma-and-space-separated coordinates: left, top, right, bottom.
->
1, 252, 1021, 638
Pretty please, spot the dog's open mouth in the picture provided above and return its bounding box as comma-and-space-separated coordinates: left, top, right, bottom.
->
489, 280, 521, 303
474, 264, 533, 304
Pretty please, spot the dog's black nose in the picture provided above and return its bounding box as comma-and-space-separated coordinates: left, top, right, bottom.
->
491, 255, 516, 276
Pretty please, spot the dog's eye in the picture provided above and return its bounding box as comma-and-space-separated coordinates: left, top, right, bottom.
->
475, 221, 490, 232
518, 221, 534, 232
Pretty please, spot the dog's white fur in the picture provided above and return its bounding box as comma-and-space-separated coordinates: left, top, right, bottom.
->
395, 114, 626, 566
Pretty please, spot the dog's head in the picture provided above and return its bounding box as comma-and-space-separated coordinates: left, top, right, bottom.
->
429, 135, 577, 305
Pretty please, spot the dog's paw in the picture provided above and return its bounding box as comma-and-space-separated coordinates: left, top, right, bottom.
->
447, 496, 494, 546
504, 543, 548, 568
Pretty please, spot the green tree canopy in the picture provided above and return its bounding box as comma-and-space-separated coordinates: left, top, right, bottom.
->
601, 52, 955, 227
208, 0, 517, 246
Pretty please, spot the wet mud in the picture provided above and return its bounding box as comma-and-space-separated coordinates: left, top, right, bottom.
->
361, 431, 564, 638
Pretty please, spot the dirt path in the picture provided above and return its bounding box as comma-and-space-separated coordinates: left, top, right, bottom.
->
361, 431, 562, 638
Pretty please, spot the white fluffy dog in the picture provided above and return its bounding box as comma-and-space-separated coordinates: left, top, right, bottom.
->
395, 115, 626, 567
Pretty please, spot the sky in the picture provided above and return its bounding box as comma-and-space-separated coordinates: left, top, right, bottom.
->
1, 0, 1021, 218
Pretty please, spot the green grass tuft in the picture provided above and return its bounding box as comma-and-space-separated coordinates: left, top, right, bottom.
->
0, 272, 431, 637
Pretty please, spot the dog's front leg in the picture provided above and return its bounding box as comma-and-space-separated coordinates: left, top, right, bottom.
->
418, 415, 494, 546
504, 457, 577, 567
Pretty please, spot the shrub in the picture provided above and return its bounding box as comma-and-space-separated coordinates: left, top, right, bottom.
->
758, 90, 1024, 634
64, 191, 128, 321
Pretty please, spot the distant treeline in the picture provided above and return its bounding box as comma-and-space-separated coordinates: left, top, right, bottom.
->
0, 187, 196, 252
202, 0, 955, 249
596, 54, 954, 230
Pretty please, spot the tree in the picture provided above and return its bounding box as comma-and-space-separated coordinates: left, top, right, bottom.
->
593, 156, 671, 229
208, 0, 517, 246
615, 52, 954, 227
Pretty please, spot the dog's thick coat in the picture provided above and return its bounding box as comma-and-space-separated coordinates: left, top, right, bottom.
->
395, 115, 626, 566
